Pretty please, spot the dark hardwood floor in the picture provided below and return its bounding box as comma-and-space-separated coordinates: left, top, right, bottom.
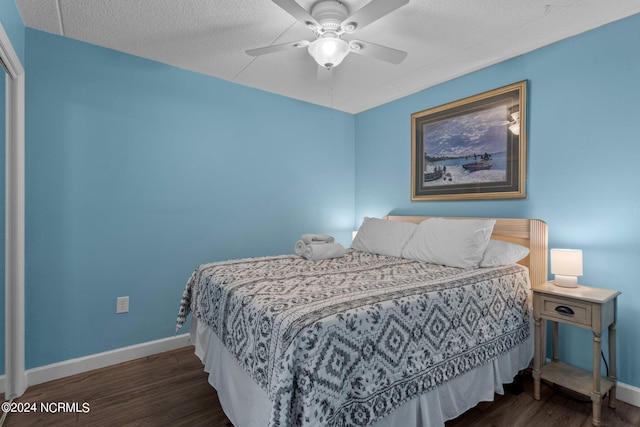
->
445, 373, 639, 427
2, 346, 638, 426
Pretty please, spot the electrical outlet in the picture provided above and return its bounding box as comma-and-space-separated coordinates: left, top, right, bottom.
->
116, 296, 129, 314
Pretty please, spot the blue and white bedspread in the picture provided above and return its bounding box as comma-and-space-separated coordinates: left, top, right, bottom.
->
176, 250, 531, 427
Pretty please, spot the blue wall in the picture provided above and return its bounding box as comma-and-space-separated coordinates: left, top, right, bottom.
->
0, 0, 26, 379
354, 14, 640, 388
24, 29, 355, 369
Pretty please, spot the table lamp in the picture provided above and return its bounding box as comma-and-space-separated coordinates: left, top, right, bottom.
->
550, 248, 583, 288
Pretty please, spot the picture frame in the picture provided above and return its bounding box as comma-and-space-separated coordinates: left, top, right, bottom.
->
411, 81, 527, 201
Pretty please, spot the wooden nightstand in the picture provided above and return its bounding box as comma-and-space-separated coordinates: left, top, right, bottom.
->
532, 282, 620, 426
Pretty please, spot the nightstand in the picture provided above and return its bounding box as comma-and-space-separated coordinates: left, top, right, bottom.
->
532, 282, 620, 426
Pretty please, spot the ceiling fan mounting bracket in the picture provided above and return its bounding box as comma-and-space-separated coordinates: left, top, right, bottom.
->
310, 0, 349, 36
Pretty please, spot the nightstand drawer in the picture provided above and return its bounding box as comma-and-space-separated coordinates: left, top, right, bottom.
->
539, 295, 592, 327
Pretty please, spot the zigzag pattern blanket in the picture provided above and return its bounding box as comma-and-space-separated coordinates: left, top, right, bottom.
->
176, 250, 531, 427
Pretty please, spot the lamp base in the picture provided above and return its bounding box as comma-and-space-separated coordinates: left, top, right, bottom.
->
553, 274, 578, 288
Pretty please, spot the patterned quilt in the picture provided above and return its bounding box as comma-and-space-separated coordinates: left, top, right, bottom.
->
176, 250, 531, 427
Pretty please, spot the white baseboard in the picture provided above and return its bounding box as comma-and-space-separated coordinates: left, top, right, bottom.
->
23, 333, 191, 388
618, 382, 640, 408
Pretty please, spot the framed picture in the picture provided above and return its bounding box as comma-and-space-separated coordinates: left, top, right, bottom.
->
411, 81, 527, 201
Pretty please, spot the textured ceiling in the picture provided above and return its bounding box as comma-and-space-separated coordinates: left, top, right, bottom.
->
16, 0, 640, 113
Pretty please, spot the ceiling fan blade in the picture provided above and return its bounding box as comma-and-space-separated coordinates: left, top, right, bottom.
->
273, 0, 321, 30
246, 40, 309, 57
349, 40, 407, 64
341, 0, 409, 33
317, 65, 333, 81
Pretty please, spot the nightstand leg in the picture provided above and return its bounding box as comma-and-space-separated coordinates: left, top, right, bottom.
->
608, 321, 617, 409
551, 321, 559, 362
592, 332, 602, 426
533, 315, 543, 400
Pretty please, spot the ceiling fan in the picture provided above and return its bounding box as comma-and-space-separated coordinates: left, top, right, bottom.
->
246, 0, 409, 79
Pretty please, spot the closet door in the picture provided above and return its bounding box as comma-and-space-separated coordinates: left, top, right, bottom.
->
1, 21, 26, 399
0, 69, 5, 394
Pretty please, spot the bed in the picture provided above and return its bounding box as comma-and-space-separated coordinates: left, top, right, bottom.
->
176, 216, 548, 426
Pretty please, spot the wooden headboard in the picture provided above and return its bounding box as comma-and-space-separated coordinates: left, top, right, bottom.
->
385, 216, 548, 287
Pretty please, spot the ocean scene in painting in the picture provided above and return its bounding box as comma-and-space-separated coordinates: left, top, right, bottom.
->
422, 105, 509, 186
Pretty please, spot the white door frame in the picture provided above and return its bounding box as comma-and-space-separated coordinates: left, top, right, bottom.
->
0, 22, 26, 399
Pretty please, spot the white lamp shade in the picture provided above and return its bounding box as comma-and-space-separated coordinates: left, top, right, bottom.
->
550, 249, 583, 287
308, 37, 350, 68
550, 249, 583, 276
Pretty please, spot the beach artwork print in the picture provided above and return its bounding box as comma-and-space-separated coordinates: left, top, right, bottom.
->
422, 105, 508, 187
411, 81, 527, 201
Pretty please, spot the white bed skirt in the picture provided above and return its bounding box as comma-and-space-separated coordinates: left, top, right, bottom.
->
190, 318, 533, 427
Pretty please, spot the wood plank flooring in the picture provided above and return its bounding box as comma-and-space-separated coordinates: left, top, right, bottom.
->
2, 346, 639, 426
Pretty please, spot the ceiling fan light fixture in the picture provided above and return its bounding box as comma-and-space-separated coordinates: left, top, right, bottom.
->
308, 36, 350, 68
508, 109, 520, 135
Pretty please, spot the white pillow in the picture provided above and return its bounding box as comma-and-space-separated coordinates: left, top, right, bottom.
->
351, 217, 417, 258
401, 218, 496, 268
479, 239, 530, 267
